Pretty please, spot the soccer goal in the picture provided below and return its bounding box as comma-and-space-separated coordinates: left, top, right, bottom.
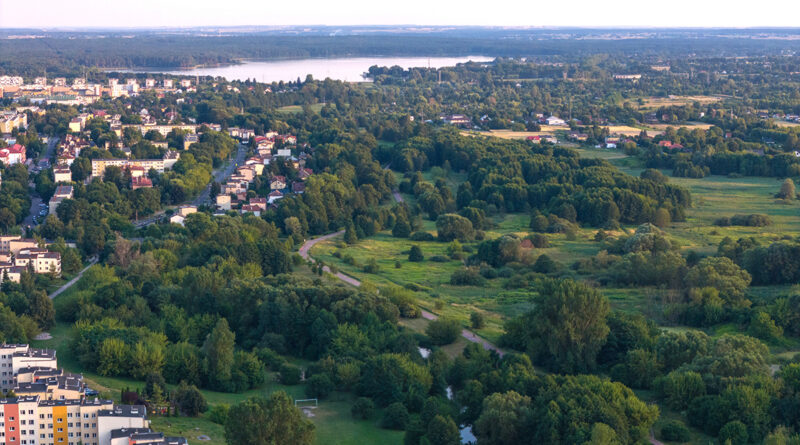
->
294, 398, 319, 408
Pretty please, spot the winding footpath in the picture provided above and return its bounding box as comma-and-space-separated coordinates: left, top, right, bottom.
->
298, 184, 505, 357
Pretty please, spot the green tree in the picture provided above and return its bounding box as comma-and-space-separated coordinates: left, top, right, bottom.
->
424, 415, 460, 445
344, 223, 358, 244
97, 337, 127, 377
29, 290, 55, 330
225, 392, 314, 445
392, 214, 412, 238
718, 420, 748, 445
778, 178, 796, 200
203, 318, 235, 389
685, 257, 752, 305
474, 391, 532, 445
436, 214, 474, 241
425, 317, 461, 346
470, 312, 485, 329
380, 402, 409, 430
351, 397, 374, 419
511, 279, 610, 373
408, 245, 424, 262
173, 381, 208, 416
129, 340, 165, 380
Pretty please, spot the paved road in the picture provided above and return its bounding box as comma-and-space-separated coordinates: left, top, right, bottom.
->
193, 142, 248, 207
48, 257, 98, 300
132, 143, 248, 228
298, 230, 505, 356
23, 137, 59, 228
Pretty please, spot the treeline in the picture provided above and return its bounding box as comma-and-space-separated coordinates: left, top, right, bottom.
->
501, 278, 800, 444
386, 130, 690, 227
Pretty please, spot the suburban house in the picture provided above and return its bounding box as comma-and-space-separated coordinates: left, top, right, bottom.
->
268, 190, 284, 204
545, 116, 566, 126
270, 175, 287, 190
0, 143, 26, 165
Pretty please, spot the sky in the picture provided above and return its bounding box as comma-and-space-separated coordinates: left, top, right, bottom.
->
2, 0, 800, 29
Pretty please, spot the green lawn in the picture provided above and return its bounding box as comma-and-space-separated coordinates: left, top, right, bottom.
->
276, 103, 329, 114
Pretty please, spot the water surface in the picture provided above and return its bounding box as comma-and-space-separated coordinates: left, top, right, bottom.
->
119, 56, 492, 83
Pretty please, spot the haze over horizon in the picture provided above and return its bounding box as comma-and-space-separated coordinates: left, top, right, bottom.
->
2, 0, 800, 29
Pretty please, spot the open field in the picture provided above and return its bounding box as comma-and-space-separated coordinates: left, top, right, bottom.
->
647, 122, 713, 131
638, 95, 723, 109
276, 103, 329, 113
775, 120, 800, 128
460, 127, 566, 139
311, 212, 611, 343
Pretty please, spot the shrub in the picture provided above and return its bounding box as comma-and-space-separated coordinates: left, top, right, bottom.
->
450, 267, 486, 286
470, 312, 485, 329
533, 254, 558, 274
207, 404, 230, 425
410, 232, 436, 242
530, 234, 549, 248
660, 420, 690, 442
425, 317, 462, 345
351, 397, 375, 420
363, 258, 380, 273
380, 402, 409, 429
305, 373, 334, 399
279, 363, 302, 385
718, 421, 748, 445
429, 255, 449, 262
408, 245, 424, 262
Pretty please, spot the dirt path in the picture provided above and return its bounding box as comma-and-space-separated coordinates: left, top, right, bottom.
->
299, 231, 504, 356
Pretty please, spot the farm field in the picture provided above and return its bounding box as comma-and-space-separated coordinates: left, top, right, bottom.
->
638, 95, 723, 109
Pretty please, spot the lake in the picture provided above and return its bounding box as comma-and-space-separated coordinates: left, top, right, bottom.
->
118, 56, 493, 83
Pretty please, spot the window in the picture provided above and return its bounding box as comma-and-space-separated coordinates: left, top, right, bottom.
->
26, 411, 32, 415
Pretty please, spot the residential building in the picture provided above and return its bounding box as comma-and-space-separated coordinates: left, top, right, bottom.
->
269, 176, 286, 190
91, 159, 164, 178
267, 190, 284, 204
49, 185, 74, 214
545, 116, 566, 126
0, 144, 27, 165
0, 345, 57, 390
97, 405, 149, 445
130, 177, 153, 190
15, 248, 61, 275
53, 166, 72, 183
182, 134, 197, 150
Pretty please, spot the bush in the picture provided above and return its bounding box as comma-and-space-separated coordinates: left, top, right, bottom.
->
410, 232, 436, 242
408, 245, 424, 262
714, 214, 772, 227
429, 255, 449, 262
207, 404, 230, 425
351, 397, 375, 420
450, 267, 486, 286
380, 402, 409, 429
470, 312, 485, 329
718, 421, 748, 445
425, 317, 462, 345
305, 373, 334, 399
172, 382, 208, 416
660, 420, 690, 442
533, 254, 558, 273
363, 258, 380, 273
530, 234, 549, 248
279, 363, 302, 385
